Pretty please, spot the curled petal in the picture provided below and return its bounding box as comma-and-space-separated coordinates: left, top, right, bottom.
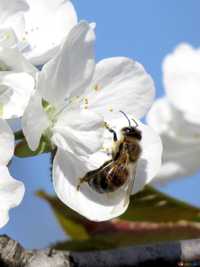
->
22, 91, 49, 151
83, 57, 155, 121
0, 47, 37, 74
0, 166, 25, 228
0, 119, 14, 165
39, 21, 95, 107
53, 149, 131, 221
0, 72, 35, 119
23, 0, 78, 65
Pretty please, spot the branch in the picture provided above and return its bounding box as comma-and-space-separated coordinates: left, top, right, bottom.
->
0, 235, 200, 267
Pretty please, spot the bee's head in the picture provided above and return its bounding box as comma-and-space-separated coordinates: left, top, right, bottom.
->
119, 111, 142, 140
121, 126, 142, 140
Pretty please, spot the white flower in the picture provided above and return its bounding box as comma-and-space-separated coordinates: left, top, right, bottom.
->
0, 119, 25, 228
22, 22, 162, 221
147, 43, 200, 184
0, 0, 77, 65
0, 47, 36, 119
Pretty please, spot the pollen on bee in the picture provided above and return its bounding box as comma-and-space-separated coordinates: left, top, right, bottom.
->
101, 146, 111, 155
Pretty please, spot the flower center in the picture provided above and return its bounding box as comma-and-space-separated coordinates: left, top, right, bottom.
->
42, 99, 57, 123
0, 28, 17, 48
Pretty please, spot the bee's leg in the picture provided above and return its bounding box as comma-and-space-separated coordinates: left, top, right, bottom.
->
104, 122, 118, 142
77, 176, 87, 191
76, 172, 95, 191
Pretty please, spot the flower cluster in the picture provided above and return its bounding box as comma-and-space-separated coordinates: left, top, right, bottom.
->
0, 0, 162, 225
147, 44, 200, 184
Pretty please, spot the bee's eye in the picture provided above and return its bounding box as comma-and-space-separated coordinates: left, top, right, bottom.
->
122, 127, 132, 134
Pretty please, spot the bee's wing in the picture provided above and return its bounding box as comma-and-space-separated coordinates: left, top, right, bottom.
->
106, 153, 131, 184
123, 163, 137, 207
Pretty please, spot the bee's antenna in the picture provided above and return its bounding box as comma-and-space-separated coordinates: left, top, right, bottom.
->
119, 110, 131, 127
132, 118, 138, 128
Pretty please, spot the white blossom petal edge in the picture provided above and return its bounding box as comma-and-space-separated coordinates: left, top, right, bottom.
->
0, 119, 25, 228
0, 47, 36, 119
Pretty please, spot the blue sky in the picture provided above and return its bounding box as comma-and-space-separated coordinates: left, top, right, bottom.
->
1, 0, 200, 249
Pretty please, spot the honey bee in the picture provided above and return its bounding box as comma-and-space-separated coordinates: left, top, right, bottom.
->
77, 111, 142, 194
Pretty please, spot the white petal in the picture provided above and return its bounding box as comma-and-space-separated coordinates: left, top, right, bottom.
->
151, 133, 200, 184
53, 149, 130, 221
0, 119, 14, 165
0, 72, 35, 119
23, 0, 77, 65
0, 47, 37, 74
39, 21, 95, 107
147, 98, 200, 183
83, 57, 155, 121
128, 123, 162, 194
22, 91, 49, 150
0, 0, 28, 24
0, 166, 25, 228
163, 43, 200, 124
52, 109, 104, 156
147, 98, 200, 143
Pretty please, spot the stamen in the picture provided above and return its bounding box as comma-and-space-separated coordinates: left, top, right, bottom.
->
83, 97, 89, 109
84, 97, 89, 105
93, 84, 101, 91
108, 107, 113, 112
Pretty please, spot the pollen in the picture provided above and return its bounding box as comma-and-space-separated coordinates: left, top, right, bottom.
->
108, 107, 113, 112
84, 97, 89, 105
93, 84, 101, 91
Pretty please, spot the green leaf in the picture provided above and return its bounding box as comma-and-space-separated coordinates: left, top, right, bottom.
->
121, 186, 200, 222
15, 138, 52, 158
14, 130, 25, 141
37, 187, 200, 250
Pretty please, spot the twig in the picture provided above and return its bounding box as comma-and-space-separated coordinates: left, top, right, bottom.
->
0, 235, 200, 267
